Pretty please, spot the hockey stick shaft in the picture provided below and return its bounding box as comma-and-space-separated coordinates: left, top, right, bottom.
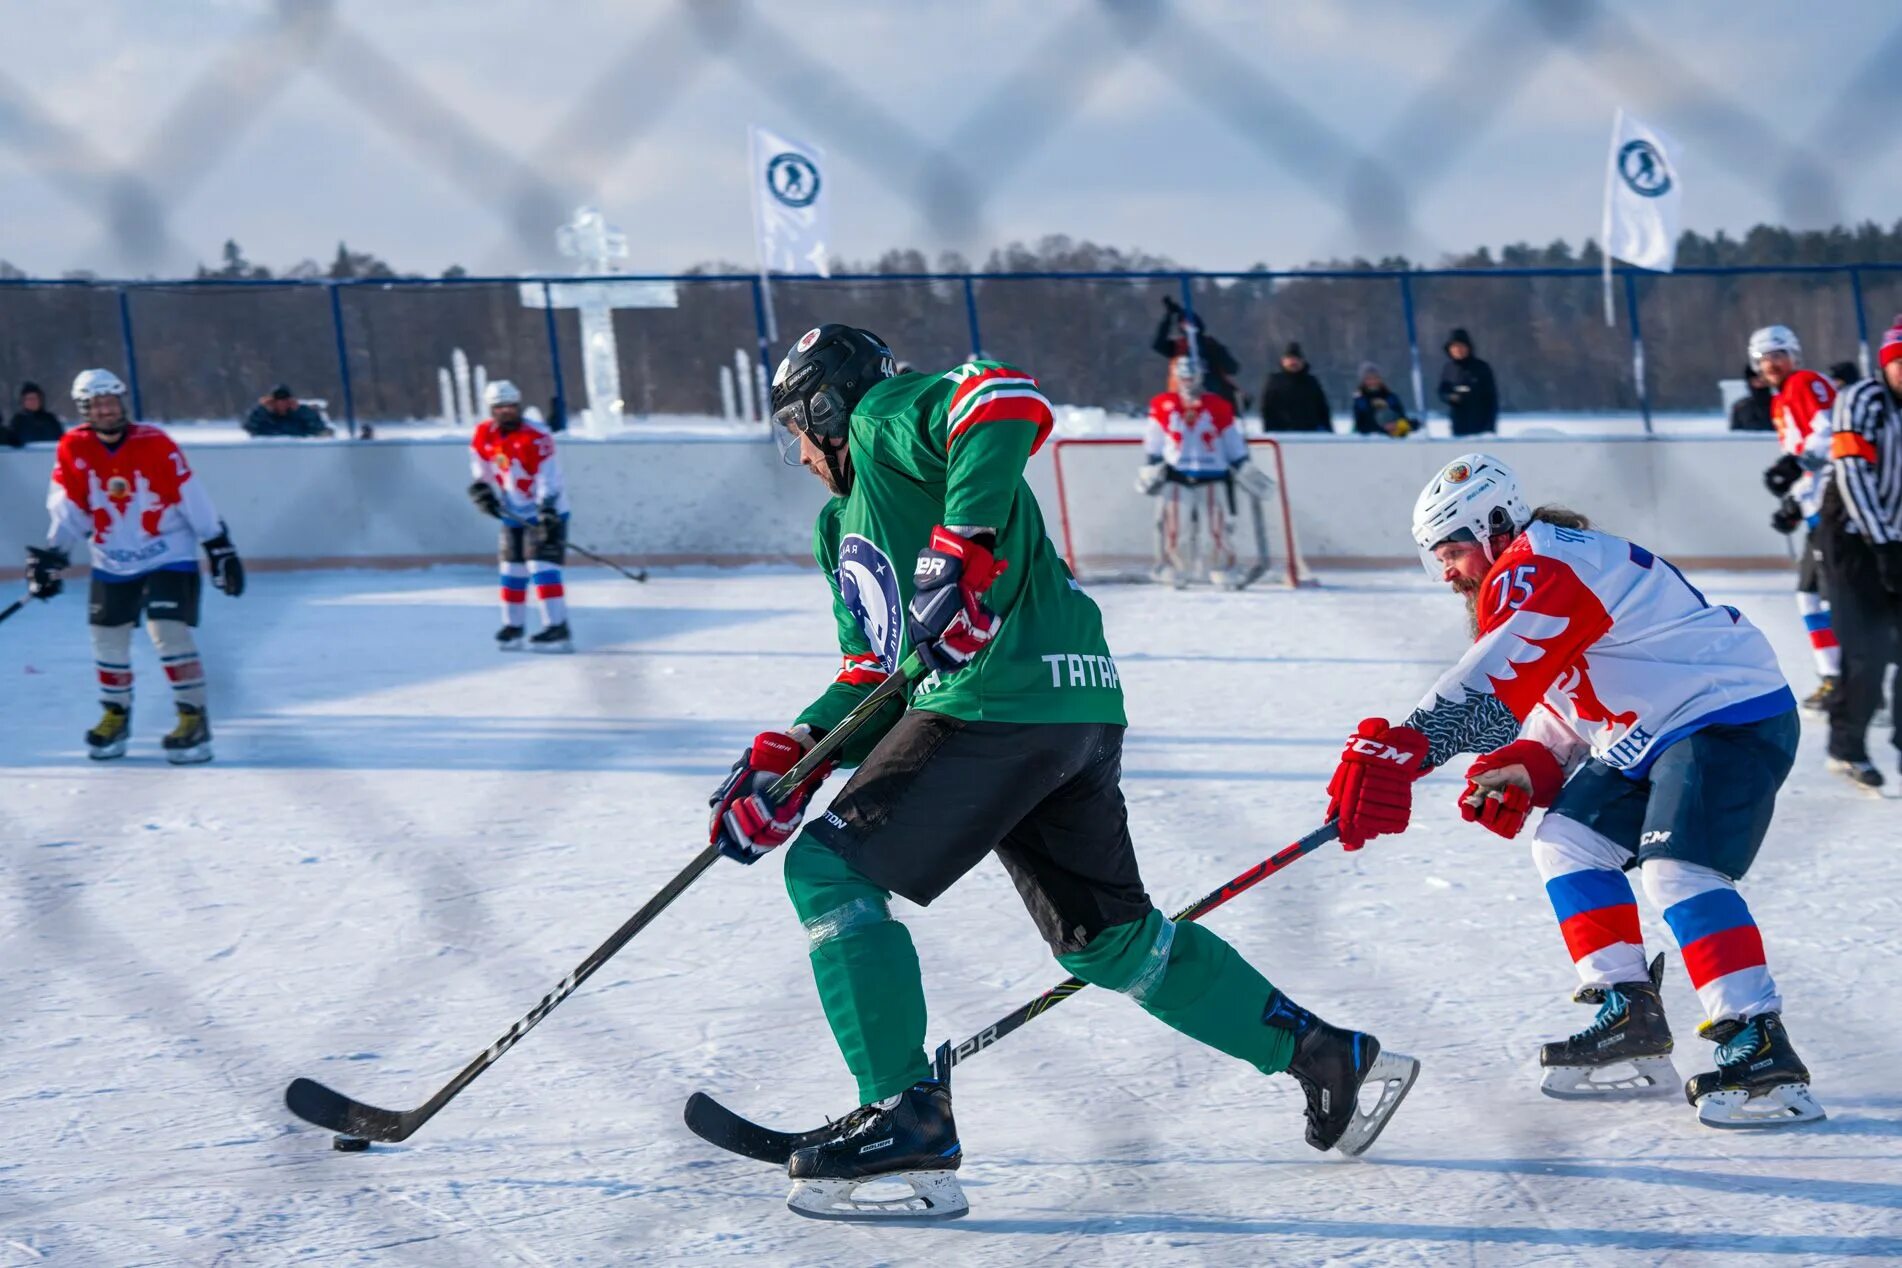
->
936, 820, 1339, 1075
287, 655, 920, 1140
567, 539, 649, 584
0, 598, 25, 625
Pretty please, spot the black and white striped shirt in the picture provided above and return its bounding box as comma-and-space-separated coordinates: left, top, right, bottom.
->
1831, 379, 1902, 544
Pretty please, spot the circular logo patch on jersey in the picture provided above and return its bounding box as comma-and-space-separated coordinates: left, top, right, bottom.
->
107, 476, 130, 498
1618, 140, 1672, 198
836, 534, 903, 674
1443, 461, 1472, 484
767, 153, 821, 208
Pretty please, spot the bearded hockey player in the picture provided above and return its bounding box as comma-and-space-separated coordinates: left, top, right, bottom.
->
1754, 325, 1843, 714
1319, 453, 1822, 1129
706, 325, 1417, 1221
467, 380, 572, 652
1138, 356, 1275, 587
24, 369, 244, 762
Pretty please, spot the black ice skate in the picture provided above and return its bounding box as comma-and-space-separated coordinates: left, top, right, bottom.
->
496, 624, 525, 652
1685, 1012, 1825, 1128
86, 702, 130, 761
528, 621, 573, 654
1263, 991, 1419, 1157
1801, 676, 1837, 713
162, 704, 213, 765
784, 1079, 966, 1222
1826, 756, 1885, 792
1539, 952, 1678, 1100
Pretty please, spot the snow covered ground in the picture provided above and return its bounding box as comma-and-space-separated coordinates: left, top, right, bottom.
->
2, 565, 1898, 1265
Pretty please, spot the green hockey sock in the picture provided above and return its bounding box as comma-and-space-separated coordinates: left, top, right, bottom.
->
1059, 910, 1294, 1076
783, 835, 933, 1104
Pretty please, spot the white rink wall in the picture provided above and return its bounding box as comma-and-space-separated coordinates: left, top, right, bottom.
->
0, 414, 1792, 568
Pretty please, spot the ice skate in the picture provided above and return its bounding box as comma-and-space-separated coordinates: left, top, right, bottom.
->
1801, 676, 1837, 713
161, 704, 213, 765
785, 1079, 967, 1222
1826, 756, 1884, 792
1539, 953, 1678, 1100
528, 621, 573, 654
495, 624, 525, 651
1686, 1012, 1824, 1128
85, 703, 130, 761
1263, 991, 1419, 1157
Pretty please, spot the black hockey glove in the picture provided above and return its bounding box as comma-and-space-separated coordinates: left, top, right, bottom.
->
203, 527, 245, 597
25, 545, 68, 600
538, 499, 564, 537
1875, 542, 1902, 597
1763, 453, 1803, 496
467, 480, 503, 519
1162, 295, 1183, 318
1770, 497, 1803, 535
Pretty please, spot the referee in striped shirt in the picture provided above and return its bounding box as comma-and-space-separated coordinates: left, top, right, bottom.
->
1820, 320, 1902, 785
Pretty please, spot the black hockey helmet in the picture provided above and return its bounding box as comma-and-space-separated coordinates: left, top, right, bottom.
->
769, 324, 896, 445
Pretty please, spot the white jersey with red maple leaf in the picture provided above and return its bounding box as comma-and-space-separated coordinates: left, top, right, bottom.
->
470, 416, 569, 523
1406, 520, 1794, 778
1772, 368, 1836, 519
1143, 391, 1246, 479
46, 424, 223, 578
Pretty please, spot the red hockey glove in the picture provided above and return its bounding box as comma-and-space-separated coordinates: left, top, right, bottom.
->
1326, 717, 1431, 850
1459, 739, 1565, 840
708, 731, 834, 865
907, 526, 1008, 675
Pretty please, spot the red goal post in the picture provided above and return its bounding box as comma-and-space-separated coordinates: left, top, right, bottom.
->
1049, 436, 1309, 588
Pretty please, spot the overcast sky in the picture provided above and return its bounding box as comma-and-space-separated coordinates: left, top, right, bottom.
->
4, 0, 1900, 278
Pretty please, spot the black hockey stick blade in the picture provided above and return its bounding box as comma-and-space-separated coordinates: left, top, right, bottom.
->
285, 1077, 418, 1142
682, 1092, 833, 1166
0, 597, 27, 626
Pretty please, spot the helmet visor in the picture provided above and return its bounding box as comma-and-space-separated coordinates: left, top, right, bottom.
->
1416, 528, 1476, 580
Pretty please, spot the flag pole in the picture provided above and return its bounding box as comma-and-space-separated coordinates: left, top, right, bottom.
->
1602, 109, 1620, 328
747, 126, 780, 346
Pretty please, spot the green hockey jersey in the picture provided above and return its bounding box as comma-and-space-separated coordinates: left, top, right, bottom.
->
793, 362, 1126, 762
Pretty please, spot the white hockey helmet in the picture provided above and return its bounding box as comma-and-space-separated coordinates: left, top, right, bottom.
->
1169, 355, 1203, 395
484, 379, 523, 408
1747, 325, 1801, 364
1411, 452, 1531, 577
72, 367, 127, 404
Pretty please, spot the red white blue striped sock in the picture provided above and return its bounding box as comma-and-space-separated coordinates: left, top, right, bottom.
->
1533, 815, 1648, 987
1642, 858, 1780, 1025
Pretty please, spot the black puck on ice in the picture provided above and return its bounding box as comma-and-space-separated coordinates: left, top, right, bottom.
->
333, 1135, 371, 1152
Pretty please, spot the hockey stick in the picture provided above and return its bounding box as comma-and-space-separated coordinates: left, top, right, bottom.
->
568, 540, 649, 584
286, 654, 921, 1145
683, 819, 1340, 1164
0, 597, 27, 626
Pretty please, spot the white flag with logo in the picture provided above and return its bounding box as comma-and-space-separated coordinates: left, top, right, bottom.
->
1603, 109, 1681, 272
750, 126, 829, 277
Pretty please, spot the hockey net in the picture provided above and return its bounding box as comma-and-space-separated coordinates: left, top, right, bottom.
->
1049, 437, 1313, 588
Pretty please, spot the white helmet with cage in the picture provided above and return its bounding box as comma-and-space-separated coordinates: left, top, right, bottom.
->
483, 379, 523, 408
1169, 355, 1203, 396
1747, 325, 1801, 364
71, 368, 129, 425
1410, 453, 1532, 577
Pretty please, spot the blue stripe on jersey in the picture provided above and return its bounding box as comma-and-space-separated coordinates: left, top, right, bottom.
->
1545, 868, 1635, 923
1622, 688, 1797, 779
1662, 886, 1754, 947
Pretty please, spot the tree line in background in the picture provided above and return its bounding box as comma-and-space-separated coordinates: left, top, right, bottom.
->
1, 222, 1898, 423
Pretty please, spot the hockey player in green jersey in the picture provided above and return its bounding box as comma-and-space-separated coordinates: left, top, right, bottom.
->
706, 325, 1418, 1221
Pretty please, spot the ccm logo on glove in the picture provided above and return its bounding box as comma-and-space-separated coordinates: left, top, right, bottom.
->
1325, 717, 1431, 850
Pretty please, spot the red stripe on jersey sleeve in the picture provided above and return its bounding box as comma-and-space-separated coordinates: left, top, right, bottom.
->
947, 394, 1055, 452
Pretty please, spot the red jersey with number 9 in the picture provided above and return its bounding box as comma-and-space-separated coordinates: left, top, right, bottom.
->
46, 423, 224, 577
1410, 521, 1792, 777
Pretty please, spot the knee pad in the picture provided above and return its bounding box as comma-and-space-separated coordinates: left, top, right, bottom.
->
1532, 813, 1631, 880
1060, 909, 1176, 1003
783, 835, 893, 946
146, 618, 198, 660
89, 622, 134, 662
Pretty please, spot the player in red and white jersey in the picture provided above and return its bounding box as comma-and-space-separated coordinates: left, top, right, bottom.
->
1753, 325, 1842, 708
1136, 356, 1274, 587
467, 379, 573, 651
24, 369, 244, 762
1317, 454, 1822, 1129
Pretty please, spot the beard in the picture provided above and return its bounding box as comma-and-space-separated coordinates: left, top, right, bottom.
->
1455, 577, 1482, 638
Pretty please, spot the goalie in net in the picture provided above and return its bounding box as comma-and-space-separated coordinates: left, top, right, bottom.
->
1052, 357, 1308, 589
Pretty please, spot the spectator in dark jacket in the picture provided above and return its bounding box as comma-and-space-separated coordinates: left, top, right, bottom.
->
244, 384, 333, 437
1153, 297, 1241, 407
1350, 362, 1414, 437
1260, 342, 1331, 432
1729, 362, 1775, 432
1437, 327, 1499, 436
4, 381, 64, 446
1828, 360, 1863, 391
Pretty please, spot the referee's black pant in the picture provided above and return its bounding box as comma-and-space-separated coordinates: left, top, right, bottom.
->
1820, 522, 1902, 764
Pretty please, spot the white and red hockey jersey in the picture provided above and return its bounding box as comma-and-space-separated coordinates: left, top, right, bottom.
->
470, 416, 569, 522
1143, 391, 1247, 479
1772, 368, 1836, 518
1407, 521, 1794, 778
46, 424, 223, 578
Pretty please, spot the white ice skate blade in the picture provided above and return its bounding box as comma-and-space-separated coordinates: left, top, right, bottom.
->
1336, 1049, 1420, 1157
786, 1170, 968, 1222
164, 742, 213, 765
1540, 1056, 1679, 1101
497, 642, 524, 653
1695, 1083, 1827, 1129
87, 739, 128, 761
528, 640, 574, 655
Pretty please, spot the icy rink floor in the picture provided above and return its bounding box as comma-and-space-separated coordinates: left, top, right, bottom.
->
2, 565, 1899, 1267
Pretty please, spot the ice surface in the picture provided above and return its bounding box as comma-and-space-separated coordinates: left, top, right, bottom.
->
2, 566, 1897, 1264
